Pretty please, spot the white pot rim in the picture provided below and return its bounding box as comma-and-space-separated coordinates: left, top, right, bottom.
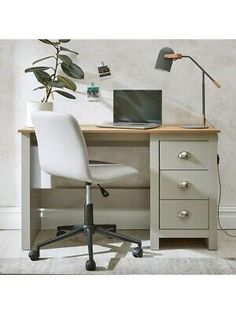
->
27, 100, 53, 105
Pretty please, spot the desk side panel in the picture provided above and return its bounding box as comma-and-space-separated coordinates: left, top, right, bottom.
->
207, 134, 218, 250
21, 134, 41, 250
150, 134, 160, 249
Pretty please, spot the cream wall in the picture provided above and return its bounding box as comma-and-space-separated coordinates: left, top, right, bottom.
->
0, 40, 235, 218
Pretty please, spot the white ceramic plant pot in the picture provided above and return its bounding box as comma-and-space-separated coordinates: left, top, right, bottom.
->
26, 101, 53, 127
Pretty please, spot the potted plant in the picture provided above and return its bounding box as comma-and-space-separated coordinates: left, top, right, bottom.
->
25, 39, 84, 126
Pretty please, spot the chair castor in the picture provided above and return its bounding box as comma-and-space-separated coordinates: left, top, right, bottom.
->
28, 249, 40, 261
132, 246, 143, 258
86, 259, 96, 271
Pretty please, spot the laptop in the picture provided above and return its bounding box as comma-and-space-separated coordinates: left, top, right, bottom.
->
97, 89, 162, 129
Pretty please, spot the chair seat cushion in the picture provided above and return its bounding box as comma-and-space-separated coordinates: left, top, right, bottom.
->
89, 161, 138, 183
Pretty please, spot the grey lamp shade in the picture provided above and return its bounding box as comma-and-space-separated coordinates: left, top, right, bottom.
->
155, 47, 175, 72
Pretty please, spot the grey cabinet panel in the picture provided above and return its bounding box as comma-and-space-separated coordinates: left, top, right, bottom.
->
160, 200, 209, 230
160, 170, 209, 199
150, 134, 218, 251
160, 140, 209, 170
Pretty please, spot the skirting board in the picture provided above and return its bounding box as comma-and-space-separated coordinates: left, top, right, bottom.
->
0, 207, 21, 229
40, 208, 150, 230
1, 206, 236, 230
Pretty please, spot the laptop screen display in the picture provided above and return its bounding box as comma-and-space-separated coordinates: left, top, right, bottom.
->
113, 90, 162, 124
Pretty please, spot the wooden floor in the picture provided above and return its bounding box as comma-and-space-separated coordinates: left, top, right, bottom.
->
1, 229, 236, 259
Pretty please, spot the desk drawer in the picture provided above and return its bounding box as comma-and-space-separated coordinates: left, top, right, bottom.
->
160, 200, 209, 229
160, 170, 209, 199
160, 141, 209, 170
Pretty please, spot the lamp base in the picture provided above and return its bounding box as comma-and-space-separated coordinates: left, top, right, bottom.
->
180, 124, 209, 129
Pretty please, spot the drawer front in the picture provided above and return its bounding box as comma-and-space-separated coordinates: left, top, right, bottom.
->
160, 141, 209, 170
160, 200, 209, 229
160, 170, 209, 199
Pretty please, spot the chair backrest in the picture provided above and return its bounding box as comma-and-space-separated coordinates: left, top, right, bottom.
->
32, 111, 92, 182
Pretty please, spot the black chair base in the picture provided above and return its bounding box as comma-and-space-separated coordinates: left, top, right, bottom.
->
56, 223, 117, 236
28, 203, 143, 271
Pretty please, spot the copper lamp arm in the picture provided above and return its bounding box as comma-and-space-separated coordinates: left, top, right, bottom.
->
213, 80, 221, 88
164, 53, 183, 60
164, 53, 221, 88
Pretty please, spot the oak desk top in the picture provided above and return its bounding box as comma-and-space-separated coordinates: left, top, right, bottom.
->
18, 124, 220, 135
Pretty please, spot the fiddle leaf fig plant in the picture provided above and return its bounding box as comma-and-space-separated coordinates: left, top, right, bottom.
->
25, 39, 84, 102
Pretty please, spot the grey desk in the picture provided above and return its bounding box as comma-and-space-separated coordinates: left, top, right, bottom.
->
18, 125, 220, 250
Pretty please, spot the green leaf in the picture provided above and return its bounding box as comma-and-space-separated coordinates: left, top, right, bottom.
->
60, 46, 79, 55
25, 66, 50, 73
54, 90, 76, 99
33, 70, 51, 85
58, 54, 72, 65
33, 86, 45, 91
61, 62, 84, 79
59, 39, 71, 43
50, 81, 65, 88
39, 39, 56, 46
57, 75, 77, 91
32, 56, 55, 65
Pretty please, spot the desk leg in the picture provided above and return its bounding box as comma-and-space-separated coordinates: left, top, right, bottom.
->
150, 230, 160, 250
21, 134, 41, 250
150, 135, 160, 250
206, 231, 218, 250
207, 135, 218, 251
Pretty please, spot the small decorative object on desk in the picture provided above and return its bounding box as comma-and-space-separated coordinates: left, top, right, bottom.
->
98, 61, 111, 78
87, 83, 99, 101
25, 39, 84, 127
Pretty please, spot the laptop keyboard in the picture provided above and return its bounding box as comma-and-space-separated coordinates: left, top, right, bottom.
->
97, 123, 160, 129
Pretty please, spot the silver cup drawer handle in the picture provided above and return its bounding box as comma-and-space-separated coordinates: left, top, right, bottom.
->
178, 151, 191, 159
178, 210, 190, 218
178, 181, 191, 189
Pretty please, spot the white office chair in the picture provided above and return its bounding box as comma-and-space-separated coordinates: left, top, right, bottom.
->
29, 111, 143, 271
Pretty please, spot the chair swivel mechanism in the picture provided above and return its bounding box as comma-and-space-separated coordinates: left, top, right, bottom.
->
28, 112, 143, 271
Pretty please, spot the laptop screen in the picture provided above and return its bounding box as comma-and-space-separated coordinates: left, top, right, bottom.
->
113, 90, 162, 123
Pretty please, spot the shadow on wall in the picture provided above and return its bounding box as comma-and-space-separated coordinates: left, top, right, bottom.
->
70, 65, 204, 125
75, 70, 131, 111
54, 68, 141, 123
163, 97, 203, 125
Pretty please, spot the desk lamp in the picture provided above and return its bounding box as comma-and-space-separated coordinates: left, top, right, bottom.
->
155, 47, 221, 128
